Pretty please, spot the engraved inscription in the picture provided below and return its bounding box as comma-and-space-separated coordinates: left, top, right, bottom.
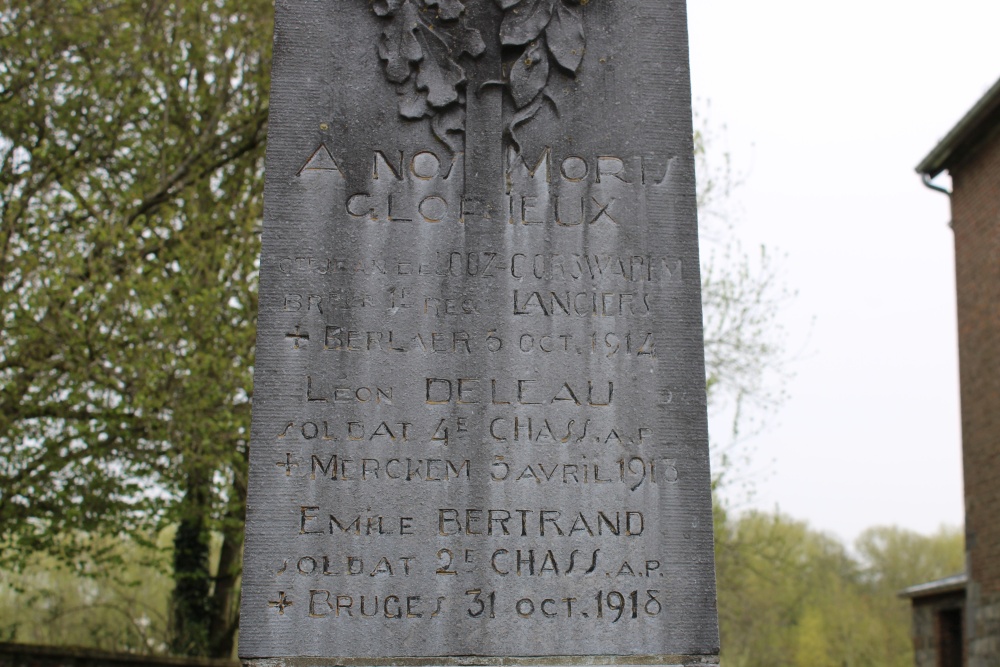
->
276, 252, 682, 283
243, 0, 717, 657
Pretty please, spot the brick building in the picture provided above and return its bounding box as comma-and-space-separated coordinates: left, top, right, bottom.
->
903, 76, 1000, 667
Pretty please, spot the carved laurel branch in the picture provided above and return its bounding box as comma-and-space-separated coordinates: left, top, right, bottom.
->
371, 0, 586, 152
496, 0, 585, 148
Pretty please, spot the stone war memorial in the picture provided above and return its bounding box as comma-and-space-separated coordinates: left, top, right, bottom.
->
239, 0, 719, 665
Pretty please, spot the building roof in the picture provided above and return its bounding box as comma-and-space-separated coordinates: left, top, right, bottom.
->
917, 77, 1000, 178
898, 572, 968, 599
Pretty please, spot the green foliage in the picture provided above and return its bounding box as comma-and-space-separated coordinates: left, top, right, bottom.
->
855, 524, 965, 593
0, 535, 173, 652
714, 510, 964, 667
0, 0, 272, 656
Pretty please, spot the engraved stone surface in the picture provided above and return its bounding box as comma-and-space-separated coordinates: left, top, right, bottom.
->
240, 0, 719, 663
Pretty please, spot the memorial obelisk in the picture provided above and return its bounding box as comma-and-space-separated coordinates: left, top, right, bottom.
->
240, 1, 719, 664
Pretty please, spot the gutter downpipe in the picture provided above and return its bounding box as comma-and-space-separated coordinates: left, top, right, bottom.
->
922, 172, 952, 196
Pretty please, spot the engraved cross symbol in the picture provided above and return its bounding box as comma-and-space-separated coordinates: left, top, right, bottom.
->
269, 591, 293, 615
276, 453, 298, 476
285, 325, 309, 349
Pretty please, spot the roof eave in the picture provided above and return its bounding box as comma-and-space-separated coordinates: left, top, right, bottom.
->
917, 76, 1000, 178
898, 573, 968, 599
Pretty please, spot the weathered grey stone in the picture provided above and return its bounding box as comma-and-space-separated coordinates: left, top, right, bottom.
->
240, 0, 718, 663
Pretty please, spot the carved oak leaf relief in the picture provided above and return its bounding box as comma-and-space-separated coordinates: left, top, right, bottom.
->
431, 104, 466, 149
368, 0, 587, 152
417, 34, 466, 107
376, 1, 423, 83
425, 0, 466, 20
372, 0, 484, 150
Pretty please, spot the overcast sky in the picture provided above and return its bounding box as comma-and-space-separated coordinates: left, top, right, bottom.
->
686, 0, 1000, 543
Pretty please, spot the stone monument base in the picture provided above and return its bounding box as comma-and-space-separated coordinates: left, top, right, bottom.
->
243, 657, 720, 667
